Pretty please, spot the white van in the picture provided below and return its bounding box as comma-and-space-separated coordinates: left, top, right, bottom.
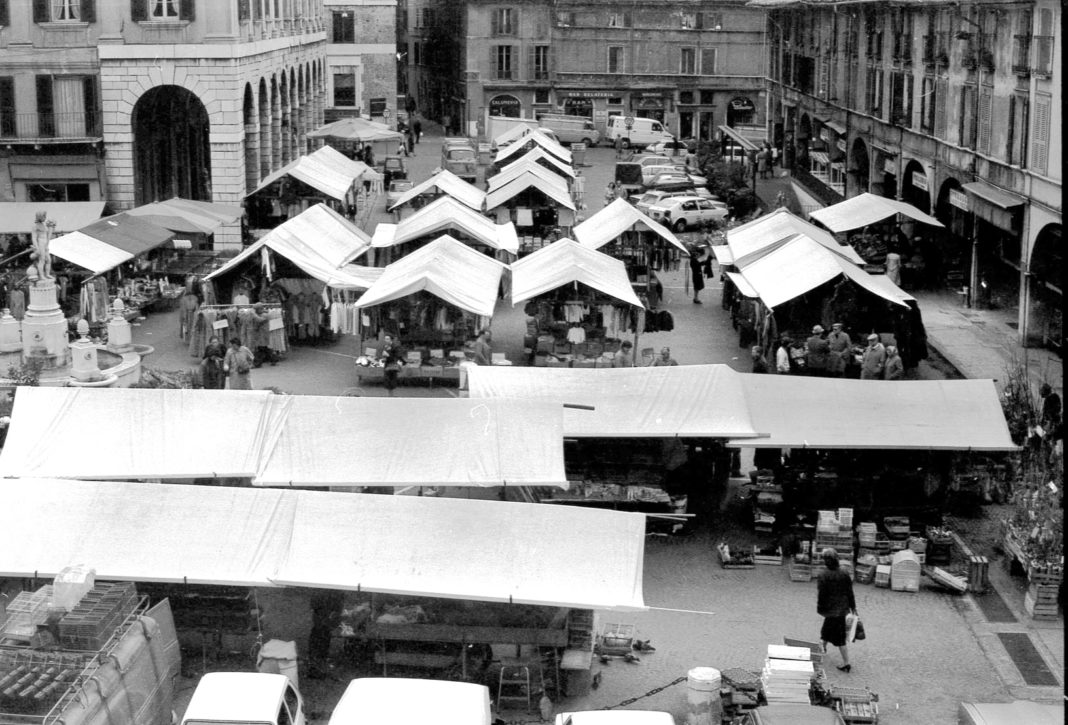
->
330, 678, 491, 725
538, 114, 601, 146
605, 116, 674, 150
182, 673, 304, 725
555, 712, 676, 725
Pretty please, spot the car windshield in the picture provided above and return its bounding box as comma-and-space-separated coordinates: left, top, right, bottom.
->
448, 149, 476, 161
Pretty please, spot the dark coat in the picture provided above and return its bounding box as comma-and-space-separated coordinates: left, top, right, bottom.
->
817, 568, 856, 618
805, 334, 831, 370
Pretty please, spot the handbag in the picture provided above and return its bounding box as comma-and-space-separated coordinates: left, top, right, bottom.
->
853, 618, 866, 641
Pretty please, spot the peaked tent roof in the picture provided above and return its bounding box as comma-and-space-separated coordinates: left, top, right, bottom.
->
573, 198, 689, 254
357, 235, 506, 316
499, 148, 577, 179
370, 196, 519, 254
494, 131, 572, 165
731, 234, 912, 308
809, 192, 945, 233
488, 159, 573, 192
466, 364, 761, 439
0, 478, 647, 610
492, 123, 542, 148
307, 117, 405, 144
484, 172, 576, 212
509, 239, 643, 308
0, 202, 105, 235
124, 198, 244, 235
50, 213, 176, 273
723, 207, 865, 266
48, 231, 138, 274
206, 203, 373, 287
387, 169, 486, 212
248, 146, 370, 201
0, 387, 567, 488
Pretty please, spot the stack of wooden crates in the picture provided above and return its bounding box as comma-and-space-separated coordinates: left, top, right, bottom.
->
1025, 566, 1062, 620
814, 509, 855, 579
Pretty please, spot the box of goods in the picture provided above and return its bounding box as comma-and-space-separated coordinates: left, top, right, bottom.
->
889, 539, 908, 551
874, 565, 892, 588
421, 365, 444, 376
857, 523, 878, 548
890, 550, 921, 592
927, 567, 968, 593
53, 566, 96, 612
831, 685, 879, 724
1028, 563, 1063, 587
883, 516, 910, 538
533, 354, 548, 367
754, 545, 783, 566
717, 542, 755, 569
536, 337, 555, 353
553, 341, 572, 355
789, 557, 813, 582
1024, 582, 1060, 619
547, 358, 571, 368
837, 508, 854, 530
908, 536, 927, 554
854, 555, 878, 585
1, 586, 53, 637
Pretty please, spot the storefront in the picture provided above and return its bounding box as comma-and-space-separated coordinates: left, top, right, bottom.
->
1026, 222, 1062, 352
871, 144, 897, 200
900, 160, 931, 214
487, 94, 522, 118
962, 180, 1026, 311
635, 94, 666, 123
727, 97, 757, 127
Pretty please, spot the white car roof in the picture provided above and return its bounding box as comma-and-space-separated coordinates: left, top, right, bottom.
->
183, 673, 291, 724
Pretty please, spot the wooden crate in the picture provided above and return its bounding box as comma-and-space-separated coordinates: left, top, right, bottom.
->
789, 561, 812, 582
754, 546, 783, 566
1024, 583, 1061, 620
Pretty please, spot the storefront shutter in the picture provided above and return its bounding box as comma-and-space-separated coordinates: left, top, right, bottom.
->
0, 0, 10, 26
130, 0, 147, 22
32, 0, 48, 23
977, 86, 993, 154
180, 0, 195, 21
1029, 93, 1050, 175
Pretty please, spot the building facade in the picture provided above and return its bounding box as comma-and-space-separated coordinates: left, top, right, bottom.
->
0, 0, 329, 248
406, 0, 767, 142
324, 0, 399, 125
761, 0, 1061, 350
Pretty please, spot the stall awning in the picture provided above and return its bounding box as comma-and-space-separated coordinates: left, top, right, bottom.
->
0, 387, 566, 488
466, 364, 761, 439
49, 231, 136, 274
388, 169, 486, 212
357, 235, 506, 317
726, 271, 759, 298
823, 120, 847, 135
499, 148, 577, 179
509, 239, 643, 308
371, 196, 519, 254
573, 198, 689, 255
124, 198, 244, 235
307, 117, 405, 145
962, 181, 1026, 233
809, 151, 831, 166
727, 208, 865, 267
249, 146, 369, 202
0, 478, 647, 610
50, 213, 176, 274
729, 377, 1018, 451
718, 125, 759, 152
489, 159, 572, 192
484, 172, 576, 212
492, 123, 545, 148
0, 202, 105, 234
494, 132, 573, 166
809, 192, 945, 233
962, 181, 1026, 210
711, 244, 734, 266
207, 204, 372, 284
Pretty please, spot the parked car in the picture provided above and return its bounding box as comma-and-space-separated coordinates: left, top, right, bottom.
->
646, 195, 729, 231
958, 700, 1064, 725
385, 179, 414, 208
647, 138, 697, 155
631, 189, 716, 214
641, 165, 706, 186
383, 155, 407, 181
441, 138, 478, 182
644, 172, 709, 193
636, 155, 675, 169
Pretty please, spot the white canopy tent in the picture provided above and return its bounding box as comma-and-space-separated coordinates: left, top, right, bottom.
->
0, 201, 105, 234
494, 131, 572, 166
809, 192, 945, 233
371, 196, 519, 254
484, 172, 576, 213
466, 365, 761, 439
499, 148, 577, 180
489, 159, 574, 192
729, 376, 1017, 451
713, 207, 865, 267
357, 235, 506, 317
248, 146, 370, 202
124, 198, 244, 235
492, 123, 548, 149
387, 169, 485, 212
0, 478, 647, 610
573, 198, 689, 255
48, 231, 137, 274
50, 213, 176, 274
509, 239, 643, 308
0, 387, 567, 488
206, 204, 376, 289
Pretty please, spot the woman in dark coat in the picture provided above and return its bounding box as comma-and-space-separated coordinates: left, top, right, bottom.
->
690, 246, 706, 304
199, 335, 227, 389
817, 547, 857, 672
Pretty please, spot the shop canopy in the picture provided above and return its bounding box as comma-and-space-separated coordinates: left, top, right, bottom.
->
123, 198, 244, 235
729, 376, 1017, 451
573, 198, 689, 255
489, 159, 573, 193
484, 172, 576, 212
387, 169, 485, 212
0, 387, 566, 487
0, 201, 105, 234
50, 213, 176, 274
730, 234, 913, 309
509, 239, 643, 308
249, 146, 370, 202
371, 196, 519, 254
0, 478, 646, 610
494, 131, 572, 166
499, 148, 576, 179
492, 123, 544, 149
466, 364, 761, 439
307, 117, 405, 145
357, 235, 506, 317
206, 204, 375, 288
809, 192, 945, 233
714, 207, 865, 267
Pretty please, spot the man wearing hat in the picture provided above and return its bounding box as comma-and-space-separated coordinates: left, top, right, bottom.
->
826, 322, 852, 377
860, 333, 887, 380
805, 324, 830, 377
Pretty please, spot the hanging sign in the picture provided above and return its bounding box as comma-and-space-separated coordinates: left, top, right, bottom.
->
911, 171, 929, 191
212, 319, 229, 330
268, 317, 284, 332
172, 239, 192, 249
884, 158, 896, 174
949, 188, 970, 211
730, 97, 755, 111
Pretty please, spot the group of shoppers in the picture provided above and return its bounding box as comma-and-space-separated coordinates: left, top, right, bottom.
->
754, 323, 903, 379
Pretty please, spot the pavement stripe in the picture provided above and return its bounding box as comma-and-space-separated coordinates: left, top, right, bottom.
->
996, 632, 1060, 686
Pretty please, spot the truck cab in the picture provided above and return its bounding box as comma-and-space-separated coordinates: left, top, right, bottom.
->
329, 678, 490, 725
181, 673, 304, 725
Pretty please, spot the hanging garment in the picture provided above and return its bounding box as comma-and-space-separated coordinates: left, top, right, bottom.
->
566, 326, 586, 345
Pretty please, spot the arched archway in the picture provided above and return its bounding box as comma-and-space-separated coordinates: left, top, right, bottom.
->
900, 159, 930, 213
848, 137, 870, 195
132, 85, 211, 206
242, 83, 258, 195
488, 94, 521, 118
1027, 224, 1062, 350
934, 177, 971, 291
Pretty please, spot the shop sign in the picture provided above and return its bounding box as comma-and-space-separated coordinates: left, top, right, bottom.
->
212, 319, 229, 330
820, 128, 831, 143
730, 97, 755, 111
489, 96, 521, 108
836, 139, 847, 153
949, 188, 970, 211
594, 110, 608, 121
640, 92, 664, 98
563, 91, 615, 98
911, 171, 929, 191
883, 158, 896, 175
172, 239, 192, 249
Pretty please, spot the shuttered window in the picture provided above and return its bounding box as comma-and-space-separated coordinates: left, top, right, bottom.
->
36, 75, 55, 137
0, 0, 9, 26
0, 76, 14, 137
976, 85, 993, 154
933, 77, 947, 137
1030, 93, 1050, 175
700, 48, 717, 76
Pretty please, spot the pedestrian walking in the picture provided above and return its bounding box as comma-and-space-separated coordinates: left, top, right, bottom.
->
775, 337, 792, 374
412, 116, 422, 144
397, 138, 409, 158
223, 337, 255, 390
860, 334, 886, 380
199, 335, 227, 389
826, 322, 851, 377
363, 145, 375, 168
380, 333, 404, 396
883, 345, 904, 380
614, 135, 623, 159
757, 147, 770, 179
817, 548, 857, 673
406, 129, 416, 155
805, 324, 830, 376
689, 245, 706, 304
750, 345, 769, 374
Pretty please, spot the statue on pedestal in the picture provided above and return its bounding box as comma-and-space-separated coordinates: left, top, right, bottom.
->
28, 212, 55, 283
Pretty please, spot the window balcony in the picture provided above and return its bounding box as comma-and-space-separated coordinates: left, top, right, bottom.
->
0, 112, 101, 142
1012, 35, 1031, 75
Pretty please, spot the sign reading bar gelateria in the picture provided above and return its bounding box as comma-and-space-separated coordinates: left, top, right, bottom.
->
949, 188, 969, 211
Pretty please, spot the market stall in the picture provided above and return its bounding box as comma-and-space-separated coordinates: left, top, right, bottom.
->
572, 198, 689, 313
509, 239, 644, 365
494, 131, 572, 168
491, 123, 544, 149
484, 167, 577, 243
245, 146, 370, 229
307, 117, 405, 167
355, 235, 506, 380
496, 147, 577, 183
370, 196, 519, 265
386, 169, 486, 217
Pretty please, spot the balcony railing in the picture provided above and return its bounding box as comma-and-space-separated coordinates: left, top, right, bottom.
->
0, 112, 101, 141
